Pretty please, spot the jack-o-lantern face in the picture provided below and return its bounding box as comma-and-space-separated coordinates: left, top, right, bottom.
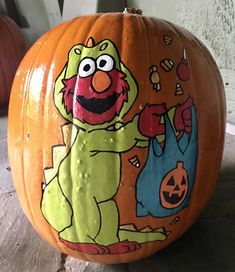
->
160, 162, 189, 209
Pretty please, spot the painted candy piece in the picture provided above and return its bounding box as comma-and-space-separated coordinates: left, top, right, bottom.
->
163, 35, 173, 46
149, 65, 161, 91
177, 49, 190, 81
160, 58, 174, 72
175, 82, 184, 96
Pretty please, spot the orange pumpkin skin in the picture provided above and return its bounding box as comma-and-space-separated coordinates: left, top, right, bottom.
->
0, 15, 26, 107
8, 13, 225, 264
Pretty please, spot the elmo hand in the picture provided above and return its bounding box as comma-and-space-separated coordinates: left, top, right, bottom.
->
174, 97, 193, 133
139, 104, 167, 138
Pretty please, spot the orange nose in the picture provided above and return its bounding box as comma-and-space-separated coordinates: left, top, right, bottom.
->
92, 70, 112, 93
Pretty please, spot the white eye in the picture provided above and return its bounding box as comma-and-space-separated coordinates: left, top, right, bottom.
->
97, 54, 114, 72
78, 58, 96, 77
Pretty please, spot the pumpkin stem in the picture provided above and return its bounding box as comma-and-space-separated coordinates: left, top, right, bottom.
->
123, 7, 143, 15
123, 0, 143, 15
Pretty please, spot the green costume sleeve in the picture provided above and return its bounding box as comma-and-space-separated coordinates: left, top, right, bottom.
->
88, 115, 148, 153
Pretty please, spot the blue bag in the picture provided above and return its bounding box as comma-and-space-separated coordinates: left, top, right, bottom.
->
136, 106, 198, 217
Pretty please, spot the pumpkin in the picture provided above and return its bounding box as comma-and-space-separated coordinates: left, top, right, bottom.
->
0, 15, 26, 107
8, 12, 225, 264
160, 161, 189, 209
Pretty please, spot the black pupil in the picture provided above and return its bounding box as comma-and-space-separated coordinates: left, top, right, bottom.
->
83, 64, 91, 72
100, 59, 107, 67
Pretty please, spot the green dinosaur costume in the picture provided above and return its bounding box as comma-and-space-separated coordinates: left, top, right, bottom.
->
41, 38, 167, 254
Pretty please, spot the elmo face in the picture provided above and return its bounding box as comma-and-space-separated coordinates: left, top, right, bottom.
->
61, 54, 129, 125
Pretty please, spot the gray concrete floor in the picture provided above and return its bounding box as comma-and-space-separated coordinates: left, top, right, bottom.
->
0, 98, 235, 271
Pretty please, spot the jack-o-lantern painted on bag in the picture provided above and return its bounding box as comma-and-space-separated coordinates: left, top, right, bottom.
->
160, 162, 189, 209
8, 12, 225, 264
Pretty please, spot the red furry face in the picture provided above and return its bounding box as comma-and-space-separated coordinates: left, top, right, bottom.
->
60, 68, 129, 125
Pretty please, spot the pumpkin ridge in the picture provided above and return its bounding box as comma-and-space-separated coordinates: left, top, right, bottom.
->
8, 12, 225, 264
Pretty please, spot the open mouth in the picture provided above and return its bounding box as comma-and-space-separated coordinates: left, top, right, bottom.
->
162, 191, 186, 205
76, 92, 121, 114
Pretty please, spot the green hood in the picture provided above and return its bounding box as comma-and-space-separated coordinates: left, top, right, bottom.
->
54, 38, 138, 131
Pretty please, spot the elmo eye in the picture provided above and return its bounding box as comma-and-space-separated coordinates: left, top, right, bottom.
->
78, 58, 96, 77
97, 55, 114, 72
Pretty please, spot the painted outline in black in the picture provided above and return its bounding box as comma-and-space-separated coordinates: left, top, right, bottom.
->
54, 38, 139, 127
159, 161, 189, 209
135, 97, 199, 218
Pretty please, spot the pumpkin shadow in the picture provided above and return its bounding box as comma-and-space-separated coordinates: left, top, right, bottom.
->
0, 106, 8, 117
